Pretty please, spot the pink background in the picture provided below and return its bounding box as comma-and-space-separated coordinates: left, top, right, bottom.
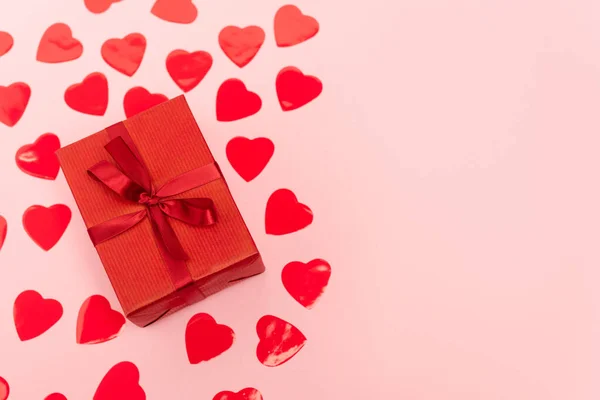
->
1, 0, 600, 398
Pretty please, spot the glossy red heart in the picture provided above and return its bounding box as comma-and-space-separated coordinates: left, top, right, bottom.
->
0, 216, 6, 252
15, 133, 61, 180
265, 189, 313, 235
23, 204, 71, 251
94, 362, 145, 400
256, 315, 306, 367
219, 26, 265, 68
282, 259, 331, 309
276, 67, 322, 111
36, 23, 83, 63
14, 290, 63, 341
77, 295, 125, 344
45, 394, 67, 400
85, 0, 121, 13
274, 5, 319, 47
152, 0, 197, 24
166, 50, 212, 92
64, 72, 108, 116
213, 388, 263, 400
101, 33, 146, 76
0, 82, 31, 127
0, 377, 8, 400
185, 313, 235, 364
123, 87, 168, 118
226, 137, 274, 182
0, 31, 14, 57
216, 79, 261, 122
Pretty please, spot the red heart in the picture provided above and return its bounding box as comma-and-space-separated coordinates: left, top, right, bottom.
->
101, 33, 146, 77
94, 362, 145, 400
0, 377, 8, 400
0, 216, 6, 252
276, 67, 322, 111
274, 5, 319, 47
85, 0, 121, 14
0, 31, 14, 57
265, 189, 313, 235
213, 388, 263, 400
123, 87, 168, 118
151, 0, 197, 24
36, 23, 83, 63
64, 72, 109, 116
282, 259, 331, 309
216, 79, 262, 122
226, 137, 274, 182
256, 315, 306, 367
166, 50, 212, 92
185, 313, 235, 364
76, 295, 126, 344
23, 204, 71, 251
13, 290, 63, 341
0, 82, 31, 127
45, 394, 67, 400
218, 26, 265, 68
15, 133, 61, 180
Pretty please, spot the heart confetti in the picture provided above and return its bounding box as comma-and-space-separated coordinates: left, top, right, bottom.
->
219, 26, 265, 68
123, 87, 168, 118
23, 204, 71, 251
265, 189, 313, 235
274, 5, 319, 47
0, 216, 6, 252
256, 315, 306, 367
0, 82, 31, 127
185, 313, 235, 364
226, 137, 274, 182
151, 0, 197, 24
85, 0, 121, 14
15, 133, 61, 180
45, 394, 67, 400
0, 32, 14, 57
36, 23, 83, 63
0, 377, 8, 400
282, 259, 331, 309
94, 362, 145, 400
14, 290, 63, 341
101, 33, 146, 76
213, 388, 263, 400
276, 66, 322, 111
64, 72, 109, 116
76, 295, 126, 344
166, 50, 212, 92
216, 79, 262, 122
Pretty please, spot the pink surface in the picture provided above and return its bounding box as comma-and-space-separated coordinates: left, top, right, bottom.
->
1, 0, 599, 399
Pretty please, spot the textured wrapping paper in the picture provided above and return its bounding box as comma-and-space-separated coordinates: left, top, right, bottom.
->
56, 96, 265, 327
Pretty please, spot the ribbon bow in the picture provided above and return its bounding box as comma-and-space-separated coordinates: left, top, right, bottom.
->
86, 123, 221, 290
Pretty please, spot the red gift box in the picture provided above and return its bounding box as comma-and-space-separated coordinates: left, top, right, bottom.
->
56, 96, 265, 327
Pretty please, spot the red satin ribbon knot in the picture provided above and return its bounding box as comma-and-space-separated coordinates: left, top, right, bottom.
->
86, 122, 222, 293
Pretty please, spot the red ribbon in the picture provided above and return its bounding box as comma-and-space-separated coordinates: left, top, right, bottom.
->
87, 122, 221, 293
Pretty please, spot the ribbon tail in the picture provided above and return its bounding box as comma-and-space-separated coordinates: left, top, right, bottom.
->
88, 210, 147, 246
159, 198, 217, 226
147, 206, 189, 261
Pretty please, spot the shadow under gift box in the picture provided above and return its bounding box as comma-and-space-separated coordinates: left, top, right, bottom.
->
56, 96, 265, 327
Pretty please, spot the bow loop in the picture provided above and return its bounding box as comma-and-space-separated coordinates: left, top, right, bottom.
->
105, 136, 153, 193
